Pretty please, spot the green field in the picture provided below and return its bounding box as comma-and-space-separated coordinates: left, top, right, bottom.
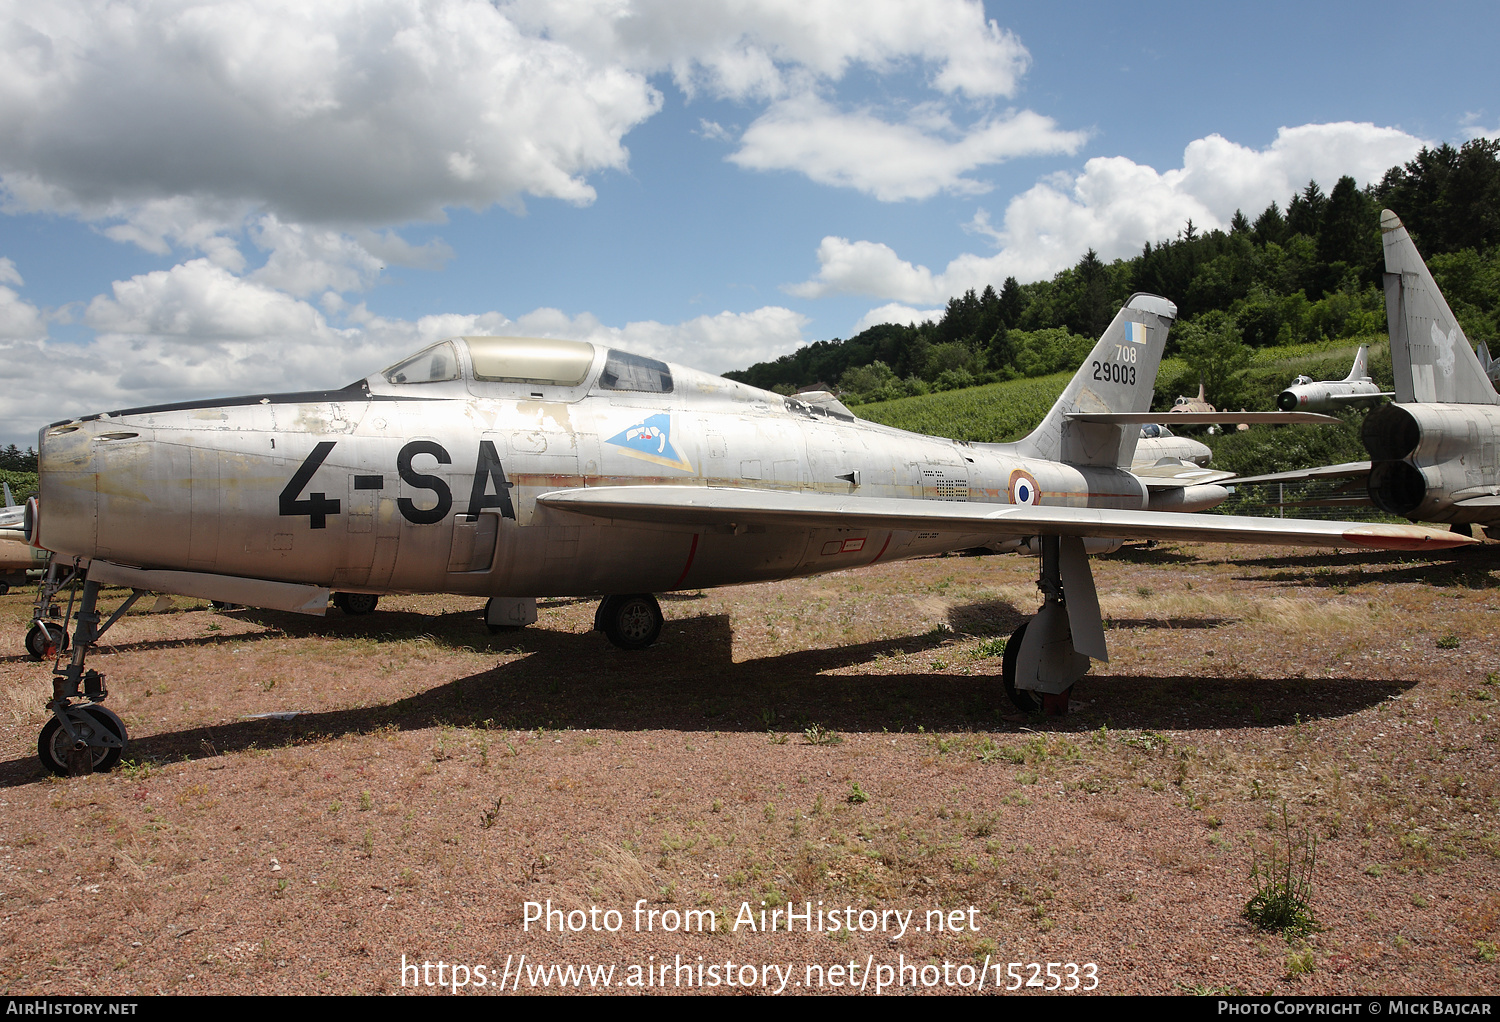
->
853, 336, 1385, 446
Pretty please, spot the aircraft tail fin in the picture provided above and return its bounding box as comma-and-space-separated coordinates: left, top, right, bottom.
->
1011, 293, 1176, 467
1, 481, 11, 508
1382, 209, 1499, 405
1343, 344, 1371, 383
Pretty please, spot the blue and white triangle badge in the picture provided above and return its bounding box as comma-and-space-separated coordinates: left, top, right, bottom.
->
606, 412, 693, 472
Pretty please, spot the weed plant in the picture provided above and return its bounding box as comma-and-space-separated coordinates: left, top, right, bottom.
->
1244, 803, 1319, 937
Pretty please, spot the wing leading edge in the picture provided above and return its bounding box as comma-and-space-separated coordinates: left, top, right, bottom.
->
536, 486, 1472, 552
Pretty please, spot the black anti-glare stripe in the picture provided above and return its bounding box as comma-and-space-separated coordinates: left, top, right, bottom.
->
51, 381, 427, 427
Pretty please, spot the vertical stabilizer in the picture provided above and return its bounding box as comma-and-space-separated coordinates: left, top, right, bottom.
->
1, 481, 12, 508
1012, 293, 1176, 467
1382, 209, 1499, 405
1343, 344, 1371, 383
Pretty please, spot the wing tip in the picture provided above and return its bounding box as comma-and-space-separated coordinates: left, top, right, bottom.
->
1340, 524, 1478, 551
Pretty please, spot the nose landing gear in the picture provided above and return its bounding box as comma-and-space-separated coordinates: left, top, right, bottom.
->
39, 703, 126, 776
31, 566, 144, 775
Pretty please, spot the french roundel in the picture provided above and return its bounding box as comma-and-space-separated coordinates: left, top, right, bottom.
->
1009, 470, 1040, 506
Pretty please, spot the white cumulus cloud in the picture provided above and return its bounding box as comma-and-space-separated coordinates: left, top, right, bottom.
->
790, 122, 1431, 301
505, 0, 1031, 101
84, 259, 330, 341
852, 303, 944, 333
731, 96, 1087, 201
0, 248, 813, 446
0, 0, 662, 226
0, 257, 46, 341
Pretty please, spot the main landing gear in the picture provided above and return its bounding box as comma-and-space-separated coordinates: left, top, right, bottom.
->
332, 592, 379, 615
30, 564, 144, 775
595, 593, 664, 650
999, 535, 1108, 716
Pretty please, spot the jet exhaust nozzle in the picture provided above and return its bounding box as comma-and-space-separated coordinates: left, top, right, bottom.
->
1363, 404, 1421, 462
1368, 460, 1428, 516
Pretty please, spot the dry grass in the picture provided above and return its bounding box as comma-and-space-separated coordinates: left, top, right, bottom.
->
0, 541, 1498, 995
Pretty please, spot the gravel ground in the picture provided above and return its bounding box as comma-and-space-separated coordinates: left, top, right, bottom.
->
1, 541, 1497, 996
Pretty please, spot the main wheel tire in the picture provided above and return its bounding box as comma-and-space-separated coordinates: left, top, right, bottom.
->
0, 581, 9, 596
599, 593, 663, 650
25, 622, 68, 661
38, 705, 127, 776
334, 593, 379, 615
1000, 621, 1039, 712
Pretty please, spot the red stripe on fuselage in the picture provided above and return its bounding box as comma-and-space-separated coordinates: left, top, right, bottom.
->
869, 532, 893, 564
674, 533, 700, 587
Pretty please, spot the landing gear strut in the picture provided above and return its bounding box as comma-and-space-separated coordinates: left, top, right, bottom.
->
595, 593, 664, 650
999, 535, 1107, 715
32, 565, 143, 775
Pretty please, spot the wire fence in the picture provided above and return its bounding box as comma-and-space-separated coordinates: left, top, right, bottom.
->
1215, 479, 1405, 524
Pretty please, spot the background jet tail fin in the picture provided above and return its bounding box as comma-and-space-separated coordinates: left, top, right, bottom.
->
1, 481, 12, 509
1382, 209, 1499, 405
1012, 293, 1176, 467
1344, 344, 1371, 383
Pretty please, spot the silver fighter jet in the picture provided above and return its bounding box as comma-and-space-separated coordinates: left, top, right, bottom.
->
1275, 345, 1392, 412
23, 293, 1469, 774
1232, 210, 1500, 537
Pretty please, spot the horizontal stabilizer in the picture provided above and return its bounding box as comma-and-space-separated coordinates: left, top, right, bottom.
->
1070, 411, 1338, 425
1227, 461, 1372, 486
1132, 462, 1237, 488
537, 485, 1474, 552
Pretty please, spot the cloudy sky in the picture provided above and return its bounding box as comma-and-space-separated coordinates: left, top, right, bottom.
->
1, 0, 1497, 447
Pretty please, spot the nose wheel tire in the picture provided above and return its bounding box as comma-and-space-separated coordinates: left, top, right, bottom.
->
597, 594, 664, 650
38, 705, 127, 776
25, 622, 69, 661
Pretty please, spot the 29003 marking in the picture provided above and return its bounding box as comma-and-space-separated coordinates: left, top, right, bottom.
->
1006, 962, 1098, 991
1091, 360, 1136, 385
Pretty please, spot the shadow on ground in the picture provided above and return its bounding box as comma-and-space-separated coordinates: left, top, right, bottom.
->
0, 595, 1415, 785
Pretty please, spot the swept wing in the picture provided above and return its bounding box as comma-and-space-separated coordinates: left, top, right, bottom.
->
536, 485, 1471, 552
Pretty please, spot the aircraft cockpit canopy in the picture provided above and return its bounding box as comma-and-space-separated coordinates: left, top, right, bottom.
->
1139, 423, 1176, 439
466, 337, 595, 386
384, 341, 461, 385
375, 336, 689, 402
380, 336, 598, 390
598, 349, 673, 394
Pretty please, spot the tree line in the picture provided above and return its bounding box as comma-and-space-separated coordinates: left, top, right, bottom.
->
726, 138, 1500, 409
0, 445, 38, 473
